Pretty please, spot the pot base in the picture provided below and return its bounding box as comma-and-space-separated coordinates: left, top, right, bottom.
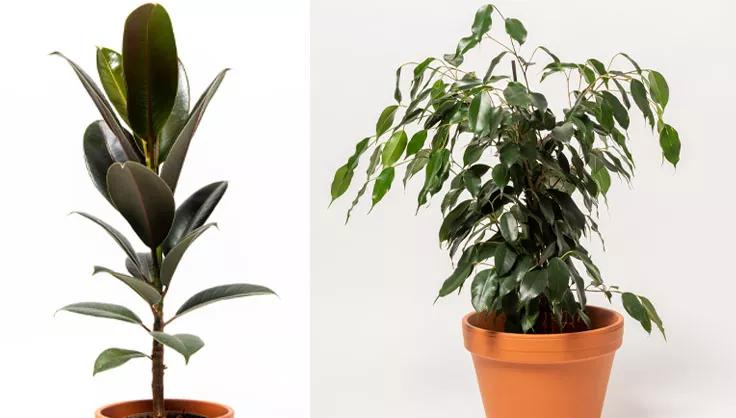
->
96, 400, 233, 418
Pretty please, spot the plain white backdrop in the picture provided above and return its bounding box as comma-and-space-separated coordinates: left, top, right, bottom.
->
0, 1, 308, 417
312, 0, 735, 417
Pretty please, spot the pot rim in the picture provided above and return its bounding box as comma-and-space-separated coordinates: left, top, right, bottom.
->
463, 305, 623, 340
95, 399, 234, 418
462, 305, 624, 363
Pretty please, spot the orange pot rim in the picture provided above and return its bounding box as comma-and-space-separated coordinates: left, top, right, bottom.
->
95, 399, 234, 418
463, 305, 624, 364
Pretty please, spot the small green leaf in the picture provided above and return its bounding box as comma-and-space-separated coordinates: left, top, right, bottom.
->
622, 292, 652, 334
372, 167, 395, 206
494, 244, 517, 276
471, 5, 494, 39
469, 93, 493, 134
394, 66, 402, 103
58, 302, 142, 325
375, 105, 398, 138
659, 124, 681, 167
519, 269, 548, 304
94, 348, 147, 376
471, 269, 498, 312
174, 283, 276, 319
499, 212, 518, 243
504, 18, 527, 44
406, 131, 428, 157
647, 70, 669, 108
437, 261, 473, 298
150, 332, 204, 364
630, 79, 654, 126
93, 266, 162, 305
491, 164, 508, 188
529, 92, 548, 113
500, 143, 521, 166
503, 82, 530, 107
330, 138, 370, 202
382, 131, 408, 166
547, 257, 570, 299
483, 51, 507, 83
601, 91, 630, 129
96, 47, 128, 122
640, 296, 666, 338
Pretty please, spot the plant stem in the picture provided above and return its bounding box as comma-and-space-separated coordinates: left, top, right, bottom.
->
151, 307, 165, 418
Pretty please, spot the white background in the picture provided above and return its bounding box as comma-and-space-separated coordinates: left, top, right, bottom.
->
312, 0, 735, 417
0, 1, 309, 417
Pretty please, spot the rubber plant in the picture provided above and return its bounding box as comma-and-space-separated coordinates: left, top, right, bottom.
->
331, 4, 680, 336
54, 4, 274, 418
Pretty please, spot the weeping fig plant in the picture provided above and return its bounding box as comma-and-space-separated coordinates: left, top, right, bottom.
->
331, 4, 680, 336
54, 4, 275, 417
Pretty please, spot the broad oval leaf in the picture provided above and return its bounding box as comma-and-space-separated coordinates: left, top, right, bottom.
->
72, 212, 140, 270
160, 69, 229, 193
406, 130, 428, 157
547, 257, 570, 299
123, 3, 179, 139
647, 70, 669, 108
83, 121, 127, 202
494, 244, 517, 276
96, 47, 128, 122
160, 223, 217, 287
160, 60, 191, 160
491, 164, 508, 188
505, 18, 528, 44
94, 348, 148, 376
150, 332, 204, 364
174, 283, 277, 319
93, 266, 162, 305
107, 162, 175, 247
503, 82, 530, 107
58, 302, 142, 325
551, 122, 574, 142
163, 181, 228, 254
519, 269, 548, 304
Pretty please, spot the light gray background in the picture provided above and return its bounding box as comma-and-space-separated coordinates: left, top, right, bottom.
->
312, 0, 735, 417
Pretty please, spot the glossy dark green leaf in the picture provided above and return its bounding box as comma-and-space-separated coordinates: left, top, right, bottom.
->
499, 212, 518, 243
173, 283, 276, 319
93, 348, 148, 376
587, 58, 607, 75
471, 5, 493, 39
630, 79, 653, 126
83, 121, 127, 202
519, 269, 547, 304
161, 69, 228, 193
640, 296, 665, 338
471, 269, 498, 312
522, 301, 540, 332
150, 332, 204, 364
483, 51, 507, 83
659, 124, 681, 167
375, 105, 398, 138
437, 261, 473, 298
647, 70, 669, 108
126, 252, 153, 282
601, 91, 629, 129
382, 131, 408, 167
469, 93, 493, 134
123, 3, 178, 139
394, 66, 403, 103
406, 131, 427, 157
500, 143, 521, 166
160, 61, 191, 160
622, 292, 651, 333
548, 190, 585, 231
492, 164, 508, 188
72, 212, 140, 269
58, 302, 142, 325
504, 18, 527, 44
160, 223, 216, 287
107, 162, 175, 247
547, 257, 570, 299
53, 52, 141, 160
503, 82, 530, 107
494, 244, 517, 276
372, 167, 395, 206
93, 266, 162, 305
163, 181, 227, 254
592, 165, 611, 195
96, 47, 128, 122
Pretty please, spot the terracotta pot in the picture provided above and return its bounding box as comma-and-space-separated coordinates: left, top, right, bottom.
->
95, 399, 234, 418
463, 305, 624, 418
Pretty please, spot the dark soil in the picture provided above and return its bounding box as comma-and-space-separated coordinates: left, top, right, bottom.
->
126, 412, 206, 418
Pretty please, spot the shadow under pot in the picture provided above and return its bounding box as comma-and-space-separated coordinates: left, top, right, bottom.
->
463, 305, 624, 418
95, 399, 234, 418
